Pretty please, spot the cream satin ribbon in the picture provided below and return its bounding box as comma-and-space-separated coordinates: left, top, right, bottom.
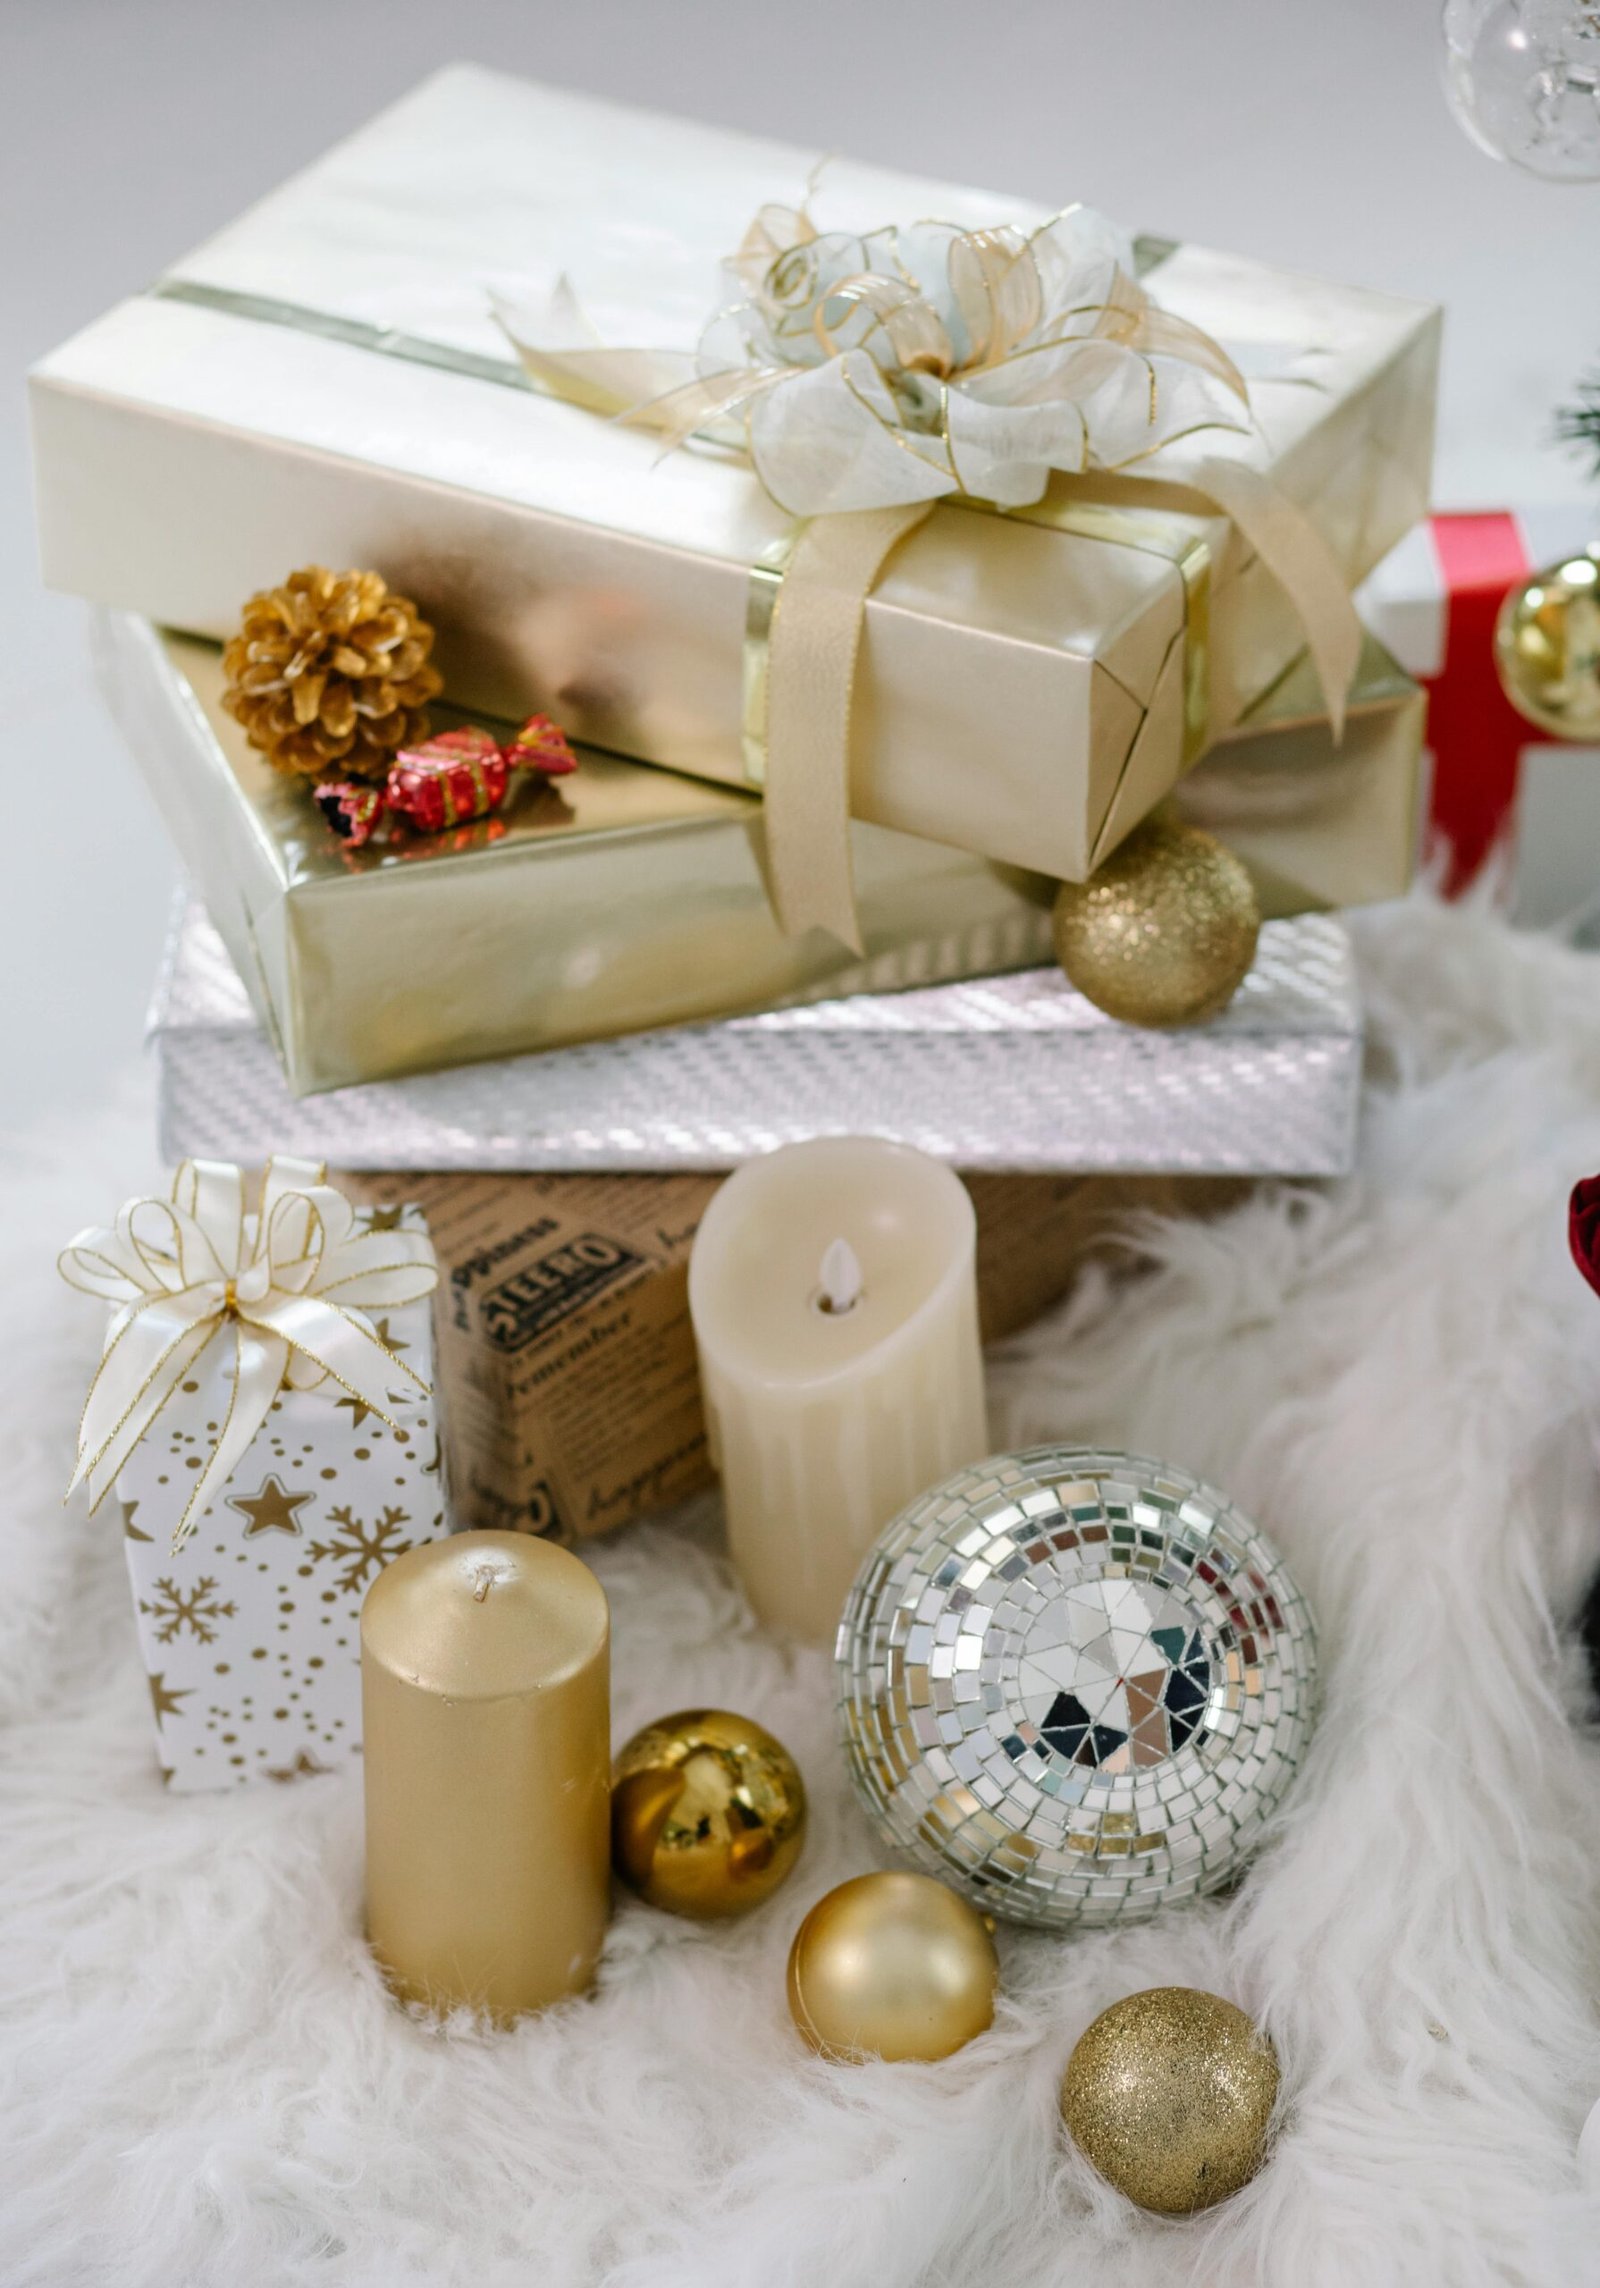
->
61, 1158, 437, 1550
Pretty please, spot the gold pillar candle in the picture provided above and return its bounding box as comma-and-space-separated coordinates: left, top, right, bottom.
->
688, 1138, 989, 1643
361, 1529, 610, 2023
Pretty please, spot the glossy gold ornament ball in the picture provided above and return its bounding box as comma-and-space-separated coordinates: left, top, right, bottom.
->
1061, 1987, 1280, 2215
1052, 812, 1260, 1028
786, 1872, 999, 2062
1495, 550, 1600, 741
611, 1708, 806, 1918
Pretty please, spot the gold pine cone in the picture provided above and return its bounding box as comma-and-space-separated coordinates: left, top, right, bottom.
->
221, 565, 443, 782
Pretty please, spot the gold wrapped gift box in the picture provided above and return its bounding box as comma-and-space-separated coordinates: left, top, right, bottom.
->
97, 615, 1057, 1096
1178, 634, 1424, 914
98, 610, 1419, 1099
33, 65, 1438, 887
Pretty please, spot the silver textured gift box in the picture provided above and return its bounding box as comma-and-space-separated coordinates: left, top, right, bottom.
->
116, 1203, 447, 1792
32, 64, 1439, 886
151, 895, 1363, 1179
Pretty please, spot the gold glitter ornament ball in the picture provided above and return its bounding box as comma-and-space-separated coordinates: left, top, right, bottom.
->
611, 1708, 806, 1918
1061, 1987, 1280, 2215
1052, 813, 1260, 1028
786, 1872, 998, 2062
1495, 550, 1600, 741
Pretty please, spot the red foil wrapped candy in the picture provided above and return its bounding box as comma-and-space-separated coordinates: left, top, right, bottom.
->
505, 714, 578, 779
314, 779, 387, 847
314, 712, 579, 847
386, 726, 512, 833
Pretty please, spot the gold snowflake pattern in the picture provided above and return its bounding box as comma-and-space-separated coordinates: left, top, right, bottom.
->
140, 1576, 239, 1645
306, 1504, 413, 1594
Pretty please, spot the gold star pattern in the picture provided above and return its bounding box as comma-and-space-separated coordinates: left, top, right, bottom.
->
227, 1473, 314, 1537
360, 1204, 406, 1233
335, 1394, 376, 1431
121, 1499, 152, 1542
267, 1750, 330, 1783
370, 1316, 408, 1356
148, 1672, 192, 1728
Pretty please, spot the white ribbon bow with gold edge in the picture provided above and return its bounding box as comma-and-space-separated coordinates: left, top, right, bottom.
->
496, 198, 1363, 952
60, 1159, 437, 1551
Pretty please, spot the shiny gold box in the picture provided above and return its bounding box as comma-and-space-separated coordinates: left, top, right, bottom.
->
34, 66, 1438, 886
97, 615, 1056, 1096
1177, 634, 1424, 914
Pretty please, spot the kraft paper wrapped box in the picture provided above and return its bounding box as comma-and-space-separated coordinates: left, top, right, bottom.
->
62, 1173, 447, 1792
336, 1169, 1245, 1546
96, 615, 1054, 1095
32, 64, 1439, 891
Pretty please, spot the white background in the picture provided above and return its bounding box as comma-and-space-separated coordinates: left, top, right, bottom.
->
4, 0, 1597, 1124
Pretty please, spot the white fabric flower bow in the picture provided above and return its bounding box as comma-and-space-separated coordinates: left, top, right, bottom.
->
60, 1158, 437, 1549
496, 201, 1261, 517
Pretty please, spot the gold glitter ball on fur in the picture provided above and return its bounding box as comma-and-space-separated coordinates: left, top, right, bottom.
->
222, 565, 443, 782
1052, 813, 1260, 1028
1061, 1986, 1280, 2214
1495, 551, 1600, 741
611, 1708, 806, 1918
786, 1872, 998, 2062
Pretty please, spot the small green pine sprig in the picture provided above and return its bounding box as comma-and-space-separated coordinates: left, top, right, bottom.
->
1556, 370, 1600, 478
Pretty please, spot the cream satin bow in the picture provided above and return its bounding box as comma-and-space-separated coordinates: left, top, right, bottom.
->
61, 1158, 437, 1550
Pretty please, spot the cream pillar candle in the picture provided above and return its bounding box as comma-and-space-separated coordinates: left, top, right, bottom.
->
688, 1138, 988, 1642
361, 1529, 610, 2024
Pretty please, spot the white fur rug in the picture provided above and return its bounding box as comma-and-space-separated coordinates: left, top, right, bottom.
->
5, 895, 1600, 2288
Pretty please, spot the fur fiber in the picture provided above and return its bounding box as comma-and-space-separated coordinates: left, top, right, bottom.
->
4, 894, 1600, 2288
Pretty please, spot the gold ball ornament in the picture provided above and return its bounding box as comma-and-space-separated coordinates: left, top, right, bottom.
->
1052, 812, 1260, 1028
1061, 1987, 1280, 2215
786, 1872, 998, 2062
1495, 549, 1600, 740
611, 1708, 806, 1918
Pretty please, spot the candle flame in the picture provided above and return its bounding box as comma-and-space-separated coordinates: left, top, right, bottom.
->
817, 1237, 864, 1315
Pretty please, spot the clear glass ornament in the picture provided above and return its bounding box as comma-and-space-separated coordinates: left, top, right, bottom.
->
1443, 0, 1600, 179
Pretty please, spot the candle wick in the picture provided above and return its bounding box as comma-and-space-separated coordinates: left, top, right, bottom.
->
815, 1237, 864, 1317
472, 1565, 497, 1603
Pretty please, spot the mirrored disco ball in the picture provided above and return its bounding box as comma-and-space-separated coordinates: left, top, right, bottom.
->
836, 1447, 1318, 1929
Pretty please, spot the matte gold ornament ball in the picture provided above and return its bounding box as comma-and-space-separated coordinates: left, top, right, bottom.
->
1495, 550, 1600, 741
1052, 812, 1260, 1028
611, 1708, 806, 1918
1061, 1987, 1280, 2215
786, 1872, 999, 2062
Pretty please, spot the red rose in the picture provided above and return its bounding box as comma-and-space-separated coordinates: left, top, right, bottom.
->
1571, 1176, 1600, 1298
